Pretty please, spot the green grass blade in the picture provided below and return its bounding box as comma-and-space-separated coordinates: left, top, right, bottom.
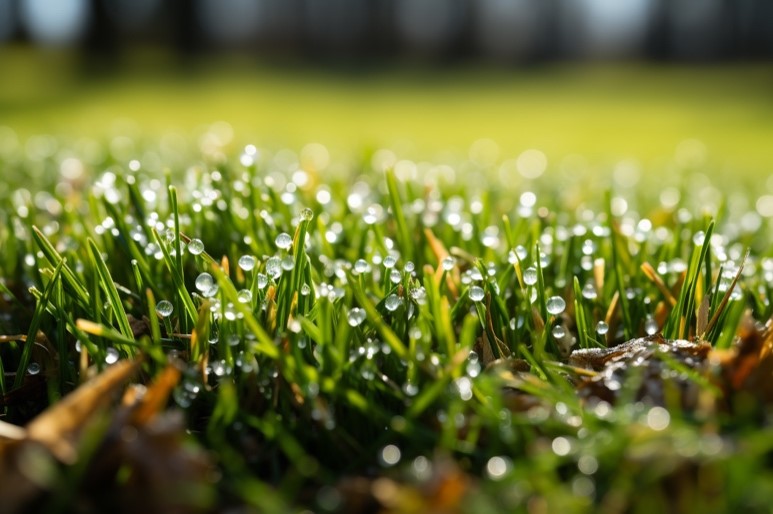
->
13, 259, 63, 390
87, 238, 133, 340
31, 226, 90, 307
348, 272, 408, 360
151, 227, 198, 326
385, 168, 413, 263
210, 263, 280, 359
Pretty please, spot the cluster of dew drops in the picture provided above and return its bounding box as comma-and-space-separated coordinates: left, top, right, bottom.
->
42, 143, 768, 415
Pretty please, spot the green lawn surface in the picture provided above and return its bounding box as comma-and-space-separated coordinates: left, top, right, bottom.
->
2, 47, 772, 179
3, 47, 773, 513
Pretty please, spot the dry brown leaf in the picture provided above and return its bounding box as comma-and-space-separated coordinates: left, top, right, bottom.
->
127, 364, 181, 426
26, 358, 141, 463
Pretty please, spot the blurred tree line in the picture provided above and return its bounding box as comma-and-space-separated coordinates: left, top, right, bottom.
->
1, 0, 772, 63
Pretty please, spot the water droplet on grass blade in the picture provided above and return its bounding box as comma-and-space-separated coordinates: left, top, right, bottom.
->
410, 286, 427, 304
442, 256, 456, 271
275, 232, 293, 250
257, 273, 268, 289
300, 207, 314, 221
281, 255, 295, 270
348, 308, 366, 327
187, 238, 205, 255
156, 300, 173, 317
195, 272, 214, 292
266, 257, 282, 278
644, 318, 658, 335
596, 321, 609, 335
212, 360, 227, 376
582, 283, 597, 300
27, 362, 41, 375
455, 376, 473, 401
385, 294, 403, 311
402, 382, 418, 396
546, 296, 566, 315
238, 255, 256, 271
237, 289, 252, 303
105, 347, 119, 364
390, 269, 402, 284
383, 255, 397, 269
469, 286, 485, 302
523, 266, 538, 286
552, 325, 566, 339
354, 259, 371, 274
301, 283, 311, 296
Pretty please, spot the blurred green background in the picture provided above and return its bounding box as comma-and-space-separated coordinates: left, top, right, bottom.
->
2, 0, 773, 184
2, 47, 772, 181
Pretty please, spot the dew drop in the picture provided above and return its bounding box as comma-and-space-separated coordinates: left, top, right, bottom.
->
301, 283, 311, 296
354, 259, 371, 274
581, 283, 597, 300
238, 255, 257, 271
156, 300, 174, 318
275, 232, 293, 250
383, 255, 397, 269
644, 318, 658, 335
203, 283, 219, 298
546, 296, 566, 316
455, 376, 473, 401
27, 362, 41, 375
212, 360, 227, 377
385, 294, 403, 312
410, 286, 427, 304
390, 269, 402, 284
195, 272, 214, 292
281, 255, 295, 271
187, 238, 205, 255
300, 207, 314, 221
523, 266, 538, 286
257, 273, 268, 289
105, 347, 120, 364
469, 285, 485, 302
552, 325, 566, 339
402, 382, 419, 396
596, 321, 609, 335
266, 257, 282, 278
347, 308, 366, 327
237, 289, 253, 303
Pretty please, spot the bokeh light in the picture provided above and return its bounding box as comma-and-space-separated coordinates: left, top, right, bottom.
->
20, 0, 89, 46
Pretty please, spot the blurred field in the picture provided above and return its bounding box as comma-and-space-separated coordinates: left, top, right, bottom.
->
1, 48, 773, 179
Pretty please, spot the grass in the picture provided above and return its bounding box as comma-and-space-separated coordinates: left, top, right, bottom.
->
0, 127, 772, 513
1, 55, 773, 511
